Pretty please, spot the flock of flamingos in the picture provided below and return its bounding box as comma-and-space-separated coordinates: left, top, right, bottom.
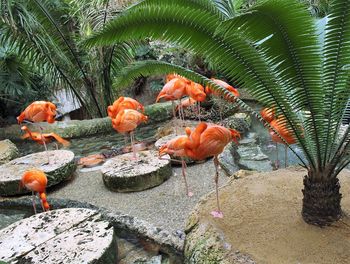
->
14, 73, 295, 219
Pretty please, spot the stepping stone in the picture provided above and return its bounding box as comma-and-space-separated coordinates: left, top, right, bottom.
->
0, 208, 117, 264
101, 150, 172, 192
0, 150, 76, 196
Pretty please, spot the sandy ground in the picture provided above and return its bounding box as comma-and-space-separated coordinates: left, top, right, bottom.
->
195, 167, 350, 264
48, 159, 229, 234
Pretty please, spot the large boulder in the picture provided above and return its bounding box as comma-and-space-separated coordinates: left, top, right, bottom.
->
221, 113, 252, 134
0, 139, 19, 165
0, 102, 173, 140
0, 208, 117, 264
184, 169, 350, 264
0, 150, 76, 196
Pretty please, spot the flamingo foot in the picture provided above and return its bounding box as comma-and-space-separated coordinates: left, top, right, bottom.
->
187, 191, 194, 197
210, 210, 224, 218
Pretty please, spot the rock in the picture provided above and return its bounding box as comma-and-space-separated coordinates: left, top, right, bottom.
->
222, 113, 252, 133
0, 150, 76, 196
0, 139, 19, 165
236, 145, 272, 172
218, 143, 239, 176
0, 102, 173, 140
230, 132, 273, 172
101, 150, 173, 192
0, 208, 116, 264
232, 169, 256, 179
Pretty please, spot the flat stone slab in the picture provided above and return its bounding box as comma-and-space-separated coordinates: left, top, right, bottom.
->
0, 150, 76, 196
0, 208, 116, 264
102, 150, 172, 192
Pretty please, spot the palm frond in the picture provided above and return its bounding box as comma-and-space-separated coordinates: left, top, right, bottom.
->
321, 0, 350, 164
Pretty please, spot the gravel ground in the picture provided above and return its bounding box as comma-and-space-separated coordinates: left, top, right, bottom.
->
49, 160, 230, 234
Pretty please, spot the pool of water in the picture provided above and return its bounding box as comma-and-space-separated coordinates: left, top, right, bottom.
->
0, 208, 33, 230
16, 122, 163, 159
251, 117, 305, 168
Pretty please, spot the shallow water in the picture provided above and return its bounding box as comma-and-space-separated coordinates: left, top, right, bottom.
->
0, 208, 33, 230
16, 123, 162, 159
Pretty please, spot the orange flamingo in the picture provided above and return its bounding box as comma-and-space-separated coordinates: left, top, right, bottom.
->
21, 126, 70, 147
159, 135, 193, 197
156, 77, 190, 123
260, 107, 275, 123
112, 109, 148, 159
20, 169, 50, 214
185, 122, 240, 218
269, 118, 296, 168
17, 101, 57, 124
107, 97, 144, 119
205, 78, 239, 101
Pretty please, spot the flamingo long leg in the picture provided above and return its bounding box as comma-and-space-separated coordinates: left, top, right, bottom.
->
197, 102, 201, 122
181, 157, 193, 197
130, 131, 137, 160
284, 145, 288, 168
32, 191, 37, 214
275, 142, 280, 169
211, 156, 223, 218
39, 126, 50, 164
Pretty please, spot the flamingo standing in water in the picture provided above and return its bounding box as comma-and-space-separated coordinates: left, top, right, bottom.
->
269, 118, 296, 168
159, 135, 193, 197
20, 169, 50, 214
21, 126, 70, 147
112, 109, 148, 159
185, 122, 240, 218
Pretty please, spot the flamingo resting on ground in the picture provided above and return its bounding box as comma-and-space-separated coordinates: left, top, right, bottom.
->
17, 101, 57, 124
185, 122, 240, 218
159, 135, 193, 197
107, 97, 144, 119
20, 169, 50, 214
112, 109, 148, 159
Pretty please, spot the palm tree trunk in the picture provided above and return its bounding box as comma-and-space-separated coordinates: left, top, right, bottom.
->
302, 176, 342, 226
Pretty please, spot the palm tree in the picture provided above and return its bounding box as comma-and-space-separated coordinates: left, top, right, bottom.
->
0, 0, 135, 118
85, 0, 350, 226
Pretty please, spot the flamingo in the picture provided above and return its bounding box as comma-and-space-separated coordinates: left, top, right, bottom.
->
184, 122, 240, 218
205, 78, 239, 120
185, 82, 206, 121
269, 118, 296, 168
20, 169, 50, 214
112, 109, 148, 159
17, 101, 57, 124
21, 126, 70, 148
107, 97, 144, 119
260, 107, 275, 123
159, 135, 193, 197
156, 77, 190, 123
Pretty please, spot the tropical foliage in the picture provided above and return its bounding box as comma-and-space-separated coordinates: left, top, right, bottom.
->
0, 0, 137, 118
86, 0, 350, 226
